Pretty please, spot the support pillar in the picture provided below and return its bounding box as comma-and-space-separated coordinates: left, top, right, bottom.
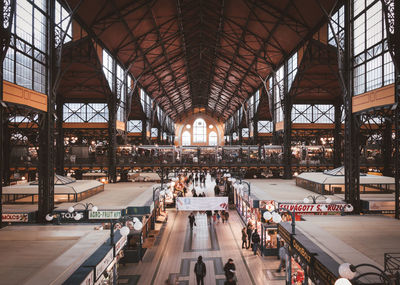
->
108, 97, 117, 183
238, 128, 243, 144
55, 95, 64, 175
38, 0, 56, 222
382, 118, 393, 177
2, 120, 11, 186
394, 0, 400, 219
253, 119, 258, 144
343, 0, 361, 213
334, 103, 342, 167
141, 119, 147, 144
283, 66, 292, 179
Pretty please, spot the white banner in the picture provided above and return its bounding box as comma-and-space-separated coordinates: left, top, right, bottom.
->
279, 203, 348, 213
176, 197, 228, 211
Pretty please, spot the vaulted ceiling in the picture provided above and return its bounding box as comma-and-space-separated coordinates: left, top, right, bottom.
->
63, 0, 339, 121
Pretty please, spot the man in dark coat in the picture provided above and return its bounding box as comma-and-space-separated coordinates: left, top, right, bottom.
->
252, 229, 261, 255
188, 212, 196, 230
194, 255, 206, 285
223, 258, 236, 281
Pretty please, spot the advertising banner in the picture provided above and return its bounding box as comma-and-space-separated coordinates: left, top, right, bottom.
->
279, 203, 347, 213
176, 197, 228, 211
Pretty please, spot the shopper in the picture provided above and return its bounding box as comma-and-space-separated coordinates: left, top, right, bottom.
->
246, 222, 253, 249
224, 211, 230, 222
188, 212, 196, 231
276, 241, 287, 272
194, 255, 206, 285
252, 229, 261, 255
216, 211, 221, 223
223, 258, 236, 281
241, 227, 247, 249
221, 210, 226, 223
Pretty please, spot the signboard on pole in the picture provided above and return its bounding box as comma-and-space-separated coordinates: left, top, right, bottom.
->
176, 197, 228, 211
88, 210, 121, 220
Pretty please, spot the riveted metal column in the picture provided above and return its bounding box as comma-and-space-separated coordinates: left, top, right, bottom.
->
2, 120, 11, 186
382, 118, 393, 177
283, 64, 292, 179
55, 95, 64, 175
343, 0, 361, 213
38, 0, 56, 223
394, 0, 400, 219
334, 102, 342, 167
108, 63, 117, 183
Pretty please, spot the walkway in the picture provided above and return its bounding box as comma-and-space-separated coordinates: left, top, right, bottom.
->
118, 175, 285, 285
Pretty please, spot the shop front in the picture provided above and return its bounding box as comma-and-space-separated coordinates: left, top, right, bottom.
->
63, 231, 127, 285
278, 223, 340, 285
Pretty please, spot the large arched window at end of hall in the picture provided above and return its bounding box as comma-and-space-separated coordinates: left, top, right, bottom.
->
182, 131, 191, 146
193, 118, 206, 143
209, 131, 218, 146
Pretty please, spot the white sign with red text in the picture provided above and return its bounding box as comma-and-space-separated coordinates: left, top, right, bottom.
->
2, 213, 29, 222
279, 203, 348, 213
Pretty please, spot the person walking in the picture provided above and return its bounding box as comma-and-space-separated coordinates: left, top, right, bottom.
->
223, 258, 236, 282
194, 255, 206, 285
246, 222, 253, 249
276, 241, 287, 272
221, 210, 226, 223
216, 211, 221, 223
188, 212, 196, 231
241, 227, 247, 249
251, 229, 261, 255
224, 211, 230, 223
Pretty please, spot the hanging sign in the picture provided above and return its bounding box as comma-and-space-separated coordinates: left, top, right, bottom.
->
176, 197, 228, 211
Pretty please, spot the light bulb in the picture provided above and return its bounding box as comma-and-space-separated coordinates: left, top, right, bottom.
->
68, 206, 75, 213
45, 214, 54, 221
133, 221, 143, 231
338, 263, 356, 280
303, 197, 310, 204
120, 226, 130, 237
92, 206, 98, 212
272, 213, 282, 223
263, 211, 272, 221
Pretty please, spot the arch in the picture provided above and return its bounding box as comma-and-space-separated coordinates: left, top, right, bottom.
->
193, 118, 207, 143
182, 131, 191, 146
209, 131, 218, 146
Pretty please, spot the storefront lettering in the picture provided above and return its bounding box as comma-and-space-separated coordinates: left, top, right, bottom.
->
80, 270, 94, 285
115, 235, 127, 255
60, 212, 84, 220
89, 211, 121, 220
313, 259, 338, 285
292, 239, 311, 263
278, 224, 291, 243
279, 203, 347, 213
2, 213, 29, 222
95, 249, 114, 280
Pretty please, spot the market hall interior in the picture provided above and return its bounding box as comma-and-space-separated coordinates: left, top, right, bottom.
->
1, 0, 400, 284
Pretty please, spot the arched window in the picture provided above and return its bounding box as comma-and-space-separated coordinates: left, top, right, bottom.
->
209, 131, 218, 146
182, 131, 191, 146
193, 118, 206, 143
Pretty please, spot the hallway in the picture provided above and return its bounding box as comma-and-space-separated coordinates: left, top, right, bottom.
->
117, 174, 285, 284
